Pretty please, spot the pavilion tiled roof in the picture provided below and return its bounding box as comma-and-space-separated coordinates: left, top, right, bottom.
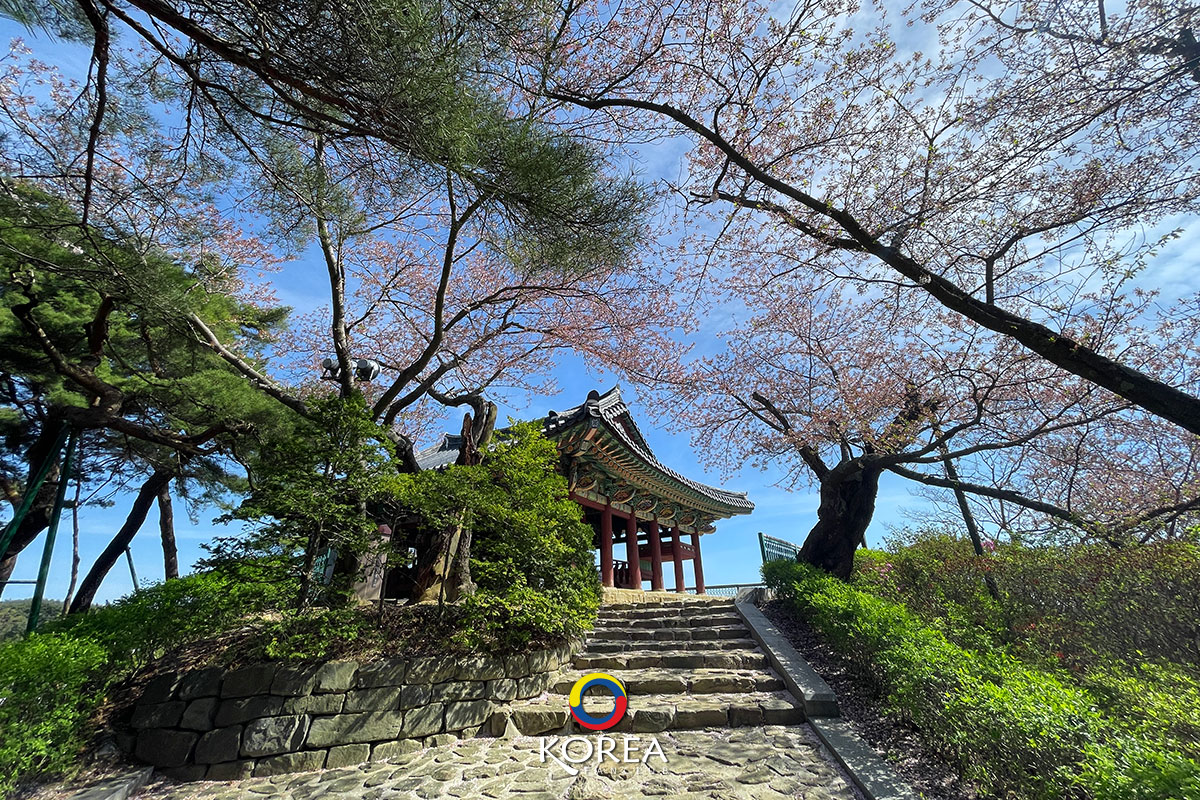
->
414, 434, 464, 471
414, 387, 753, 521
544, 387, 754, 515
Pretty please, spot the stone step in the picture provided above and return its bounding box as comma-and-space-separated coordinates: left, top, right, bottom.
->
503, 690, 802, 736
573, 650, 769, 671
594, 613, 745, 629
602, 600, 735, 612
598, 605, 737, 620
585, 625, 750, 642
550, 668, 783, 696
582, 637, 757, 654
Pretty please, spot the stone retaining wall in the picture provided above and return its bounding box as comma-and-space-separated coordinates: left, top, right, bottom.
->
122, 641, 578, 781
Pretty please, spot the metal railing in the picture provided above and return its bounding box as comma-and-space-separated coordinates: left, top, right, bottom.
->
759, 532, 802, 564
684, 583, 764, 597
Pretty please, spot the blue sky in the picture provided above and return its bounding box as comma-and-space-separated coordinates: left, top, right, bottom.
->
2, 13, 1099, 606
3, 370, 929, 605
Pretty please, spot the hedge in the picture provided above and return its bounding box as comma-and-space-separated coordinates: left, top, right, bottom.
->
764, 559, 1200, 800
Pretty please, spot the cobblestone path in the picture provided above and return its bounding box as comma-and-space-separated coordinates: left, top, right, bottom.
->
140, 728, 856, 800
139, 597, 858, 800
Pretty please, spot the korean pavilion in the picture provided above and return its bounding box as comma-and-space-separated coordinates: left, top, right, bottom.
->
414, 387, 754, 594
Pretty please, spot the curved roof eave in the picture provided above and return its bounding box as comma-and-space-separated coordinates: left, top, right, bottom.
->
544, 387, 754, 516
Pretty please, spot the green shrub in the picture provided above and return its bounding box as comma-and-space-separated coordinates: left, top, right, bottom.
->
458, 572, 597, 650
257, 606, 379, 661
0, 633, 106, 795
0, 572, 284, 796
45, 571, 281, 670
393, 422, 600, 649
848, 533, 1200, 778
764, 559, 1200, 800
1079, 735, 1200, 800
855, 534, 1200, 672
1080, 661, 1200, 761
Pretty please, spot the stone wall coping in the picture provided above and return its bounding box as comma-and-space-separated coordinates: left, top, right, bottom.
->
734, 588, 915, 800
733, 590, 839, 716
811, 718, 917, 800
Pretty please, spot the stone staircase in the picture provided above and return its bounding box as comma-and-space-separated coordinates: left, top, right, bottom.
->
500, 597, 803, 736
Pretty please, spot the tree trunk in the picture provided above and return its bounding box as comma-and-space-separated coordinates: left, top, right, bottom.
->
0, 508, 53, 601
296, 526, 321, 611
410, 521, 463, 604
62, 478, 83, 613
158, 483, 179, 580
798, 458, 883, 580
451, 526, 476, 601
68, 470, 172, 614
447, 411, 484, 600
938, 445, 1001, 601
403, 404, 495, 605
0, 555, 18, 600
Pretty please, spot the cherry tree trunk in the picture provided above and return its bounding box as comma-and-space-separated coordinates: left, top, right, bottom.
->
798, 459, 882, 580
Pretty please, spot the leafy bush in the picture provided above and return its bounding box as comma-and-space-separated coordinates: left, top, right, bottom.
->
394, 422, 600, 649
855, 533, 1200, 671
256, 606, 380, 662
1080, 661, 1200, 762
45, 571, 282, 670
853, 535, 1009, 650
764, 559, 1200, 800
851, 533, 1200, 774
0, 572, 281, 796
0, 634, 106, 795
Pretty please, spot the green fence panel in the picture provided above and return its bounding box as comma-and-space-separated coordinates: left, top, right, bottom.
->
758, 532, 802, 564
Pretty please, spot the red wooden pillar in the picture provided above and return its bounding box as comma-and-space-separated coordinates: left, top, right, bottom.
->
672, 526, 685, 592
600, 503, 614, 588
627, 511, 642, 589
691, 531, 706, 594
649, 517, 664, 592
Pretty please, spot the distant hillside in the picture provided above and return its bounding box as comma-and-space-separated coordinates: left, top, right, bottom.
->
0, 598, 63, 640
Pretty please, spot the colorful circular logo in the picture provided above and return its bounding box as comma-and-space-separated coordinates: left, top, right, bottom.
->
568, 672, 628, 731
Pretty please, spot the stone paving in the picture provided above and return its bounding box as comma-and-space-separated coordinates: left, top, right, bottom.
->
137, 727, 857, 800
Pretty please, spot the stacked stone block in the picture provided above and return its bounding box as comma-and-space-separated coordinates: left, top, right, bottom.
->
125, 641, 577, 780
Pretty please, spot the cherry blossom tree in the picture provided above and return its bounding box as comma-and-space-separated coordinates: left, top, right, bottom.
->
530, 0, 1200, 435
474, 0, 1200, 575
675, 276, 1200, 577
0, 0, 673, 602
